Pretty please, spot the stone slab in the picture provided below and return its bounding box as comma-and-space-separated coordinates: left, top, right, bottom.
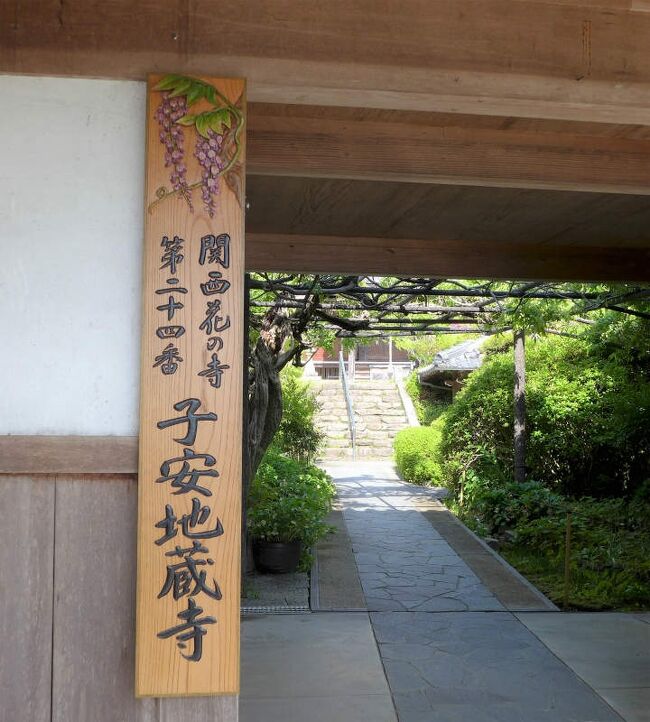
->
240, 694, 396, 722
240, 612, 397, 722
597, 688, 650, 722
517, 612, 650, 721
421, 505, 556, 611
329, 465, 503, 613
372, 611, 623, 722
517, 613, 650, 689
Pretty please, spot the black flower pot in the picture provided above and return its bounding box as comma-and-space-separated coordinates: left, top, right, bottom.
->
252, 539, 302, 574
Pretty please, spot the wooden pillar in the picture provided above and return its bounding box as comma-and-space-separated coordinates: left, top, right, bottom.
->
513, 329, 526, 483
136, 74, 246, 698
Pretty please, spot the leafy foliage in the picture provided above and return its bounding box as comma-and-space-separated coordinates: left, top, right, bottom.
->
404, 371, 450, 425
449, 478, 564, 535
514, 498, 650, 610
393, 420, 446, 486
274, 366, 324, 463
393, 316, 650, 609
450, 480, 650, 610
247, 447, 335, 568
442, 331, 650, 498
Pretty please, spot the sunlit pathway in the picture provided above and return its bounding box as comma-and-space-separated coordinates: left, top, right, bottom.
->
326, 461, 629, 722
334, 467, 503, 612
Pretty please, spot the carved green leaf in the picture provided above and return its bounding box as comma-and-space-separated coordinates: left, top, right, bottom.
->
154, 75, 231, 116
154, 74, 184, 91
195, 113, 210, 138
168, 78, 193, 98
186, 85, 205, 106
175, 114, 196, 126
211, 108, 232, 132
194, 109, 234, 137
205, 85, 218, 106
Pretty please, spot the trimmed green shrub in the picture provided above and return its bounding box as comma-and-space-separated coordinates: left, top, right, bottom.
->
393, 420, 445, 486
275, 366, 324, 462
248, 446, 335, 568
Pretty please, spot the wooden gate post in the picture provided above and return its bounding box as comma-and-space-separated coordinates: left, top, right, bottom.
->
136, 74, 245, 697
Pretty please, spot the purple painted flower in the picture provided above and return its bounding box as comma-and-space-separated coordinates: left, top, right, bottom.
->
156, 91, 192, 210
194, 129, 224, 217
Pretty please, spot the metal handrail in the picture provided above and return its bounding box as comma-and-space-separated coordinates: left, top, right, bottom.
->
338, 351, 356, 460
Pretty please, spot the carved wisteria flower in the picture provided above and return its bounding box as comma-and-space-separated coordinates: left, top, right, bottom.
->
155, 92, 193, 210
194, 130, 224, 217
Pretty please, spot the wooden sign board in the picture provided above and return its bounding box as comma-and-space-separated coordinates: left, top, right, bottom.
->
136, 74, 245, 697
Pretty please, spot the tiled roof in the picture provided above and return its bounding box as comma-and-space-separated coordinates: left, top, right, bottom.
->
417, 337, 488, 379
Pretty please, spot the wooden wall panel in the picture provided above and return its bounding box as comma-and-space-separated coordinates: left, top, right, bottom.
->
52, 477, 157, 722
0, 436, 138, 475
157, 697, 239, 722
0, 476, 54, 722
51, 476, 239, 721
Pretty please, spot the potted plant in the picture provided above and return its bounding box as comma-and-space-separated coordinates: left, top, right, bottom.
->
248, 447, 335, 574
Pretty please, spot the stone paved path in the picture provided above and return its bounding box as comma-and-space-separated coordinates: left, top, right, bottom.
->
337, 473, 503, 612
327, 461, 627, 722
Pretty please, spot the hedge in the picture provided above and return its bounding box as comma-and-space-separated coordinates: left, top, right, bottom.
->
393, 420, 445, 486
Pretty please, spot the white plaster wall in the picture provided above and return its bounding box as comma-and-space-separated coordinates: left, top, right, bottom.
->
0, 76, 147, 434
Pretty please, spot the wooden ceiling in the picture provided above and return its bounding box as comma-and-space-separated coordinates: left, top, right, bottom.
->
244, 104, 650, 280
3, 0, 650, 280
246, 176, 650, 249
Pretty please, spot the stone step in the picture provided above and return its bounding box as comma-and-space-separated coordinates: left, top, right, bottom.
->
349, 381, 398, 389
313, 377, 409, 461
319, 449, 352, 461
355, 446, 394, 458
324, 422, 351, 433
318, 404, 348, 413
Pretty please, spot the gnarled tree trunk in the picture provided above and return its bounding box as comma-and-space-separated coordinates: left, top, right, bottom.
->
242, 305, 295, 572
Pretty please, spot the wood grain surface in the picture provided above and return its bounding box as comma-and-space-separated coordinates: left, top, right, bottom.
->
136, 74, 245, 697
0, 476, 54, 722
0, 435, 138, 475
3, 1, 650, 123
245, 232, 650, 282
0, 475, 239, 721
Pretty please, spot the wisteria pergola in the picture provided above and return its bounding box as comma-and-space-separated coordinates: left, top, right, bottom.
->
244, 274, 650, 492
248, 275, 650, 340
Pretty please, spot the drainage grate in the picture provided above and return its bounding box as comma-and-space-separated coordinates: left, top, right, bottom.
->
241, 605, 310, 615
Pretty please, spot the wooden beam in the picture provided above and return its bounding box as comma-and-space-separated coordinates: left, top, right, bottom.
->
245, 232, 650, 282
0, 436, 138, 475
3, 1, 650, 123
247, 105, 650, 194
